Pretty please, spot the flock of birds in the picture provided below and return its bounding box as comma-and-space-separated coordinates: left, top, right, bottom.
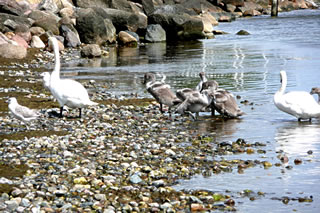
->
6, 36, 320, 130
143, 71, 244, 120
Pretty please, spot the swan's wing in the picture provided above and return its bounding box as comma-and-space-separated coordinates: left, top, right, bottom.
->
60, 79, 90, 99
188, 92, 209, 106
282, 91, 319, 114
176, 88, 194, 101
213, 90, 229, 103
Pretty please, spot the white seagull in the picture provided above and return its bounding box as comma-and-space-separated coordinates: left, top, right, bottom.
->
7, 97, 40, 129
274, 70, 320, 121
48, 37, 98, 118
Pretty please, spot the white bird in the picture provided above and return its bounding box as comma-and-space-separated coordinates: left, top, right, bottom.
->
40, 72, 50, 91
143, 73, 181, 114
176, 89, 214, 120
7, 97, 40, 128
274, 70, 320, 121
48, 36, 98, 118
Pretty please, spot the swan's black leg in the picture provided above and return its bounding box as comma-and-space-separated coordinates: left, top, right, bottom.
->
59, 106, 63, 118
79, 108, 82, 118
160, 103, 164, 113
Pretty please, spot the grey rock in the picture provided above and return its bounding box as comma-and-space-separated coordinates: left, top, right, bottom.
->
81, 44, 102, 58
5, 200, 19, 211
76, 8, 116, 44
93, 7, 146, 32
21, 198, 31, 207
145, 24, 166, 42
129, 174, 142, 184
38, 0, 59, 13
11, 188, 23, 197
0, 203, 7, 210
60, 24, 81, 47
0, 0, 26, 16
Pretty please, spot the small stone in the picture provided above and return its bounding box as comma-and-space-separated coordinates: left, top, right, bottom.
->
129, 174, 142, 184
11, 188, 23, 197
21, 198, 31, 207
236, 30, 250, 35
5, 200, 19, 211
191, 203, 205, 211
294, 158, 302, 165
94, 194, 106, 201
165, 149, 176, 156
73, 177, 87, 184
307, 150, 313, 155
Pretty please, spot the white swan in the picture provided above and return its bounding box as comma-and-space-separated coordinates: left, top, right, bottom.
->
7, 97, 40, 129
274, 70, 320, 121
48, 37, 98, 118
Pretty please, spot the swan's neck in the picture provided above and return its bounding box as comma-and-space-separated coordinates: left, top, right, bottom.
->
51, 38, 61, 81
278, 73, 287, 95
202, 75, 207, 83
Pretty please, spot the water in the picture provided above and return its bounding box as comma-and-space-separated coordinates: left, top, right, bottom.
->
60, 9, 320, 212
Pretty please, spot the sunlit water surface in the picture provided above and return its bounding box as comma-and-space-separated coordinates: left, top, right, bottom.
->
59, 9, 320, 212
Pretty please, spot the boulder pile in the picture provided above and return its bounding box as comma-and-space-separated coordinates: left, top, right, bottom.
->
0, 0, 317, 59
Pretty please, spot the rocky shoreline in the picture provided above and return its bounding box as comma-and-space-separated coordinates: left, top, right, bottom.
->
0, 0, 318, 60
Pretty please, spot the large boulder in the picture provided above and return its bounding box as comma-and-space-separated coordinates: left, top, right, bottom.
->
0, 43, 27, 59
73, 0, 108, 8
29, 10, 60, 35
81, 44, 102, 57
60, 24, 81, 47
30, 35, 45, 48
220, 0, 244, 7
0, 0, 26, 16
15, 25, 32, 44
180, 0, 224, 14
93, 7, 147, 32
0, 13, 33, 33
37, 0, 59, 13
148, 5, 205, 40
75, 8, 116, 44
145, 24, 166, 42
118, 31, 138, 46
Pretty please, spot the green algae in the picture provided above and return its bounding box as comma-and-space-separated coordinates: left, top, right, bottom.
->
0, 130, 68, 141
0, 163, 29, 194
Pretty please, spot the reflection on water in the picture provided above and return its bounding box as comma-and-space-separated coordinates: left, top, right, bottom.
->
275, 123, 320, 156
190, 116, 243, 137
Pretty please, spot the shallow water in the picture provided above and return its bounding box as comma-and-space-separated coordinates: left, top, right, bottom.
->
60, 9, 320, 212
